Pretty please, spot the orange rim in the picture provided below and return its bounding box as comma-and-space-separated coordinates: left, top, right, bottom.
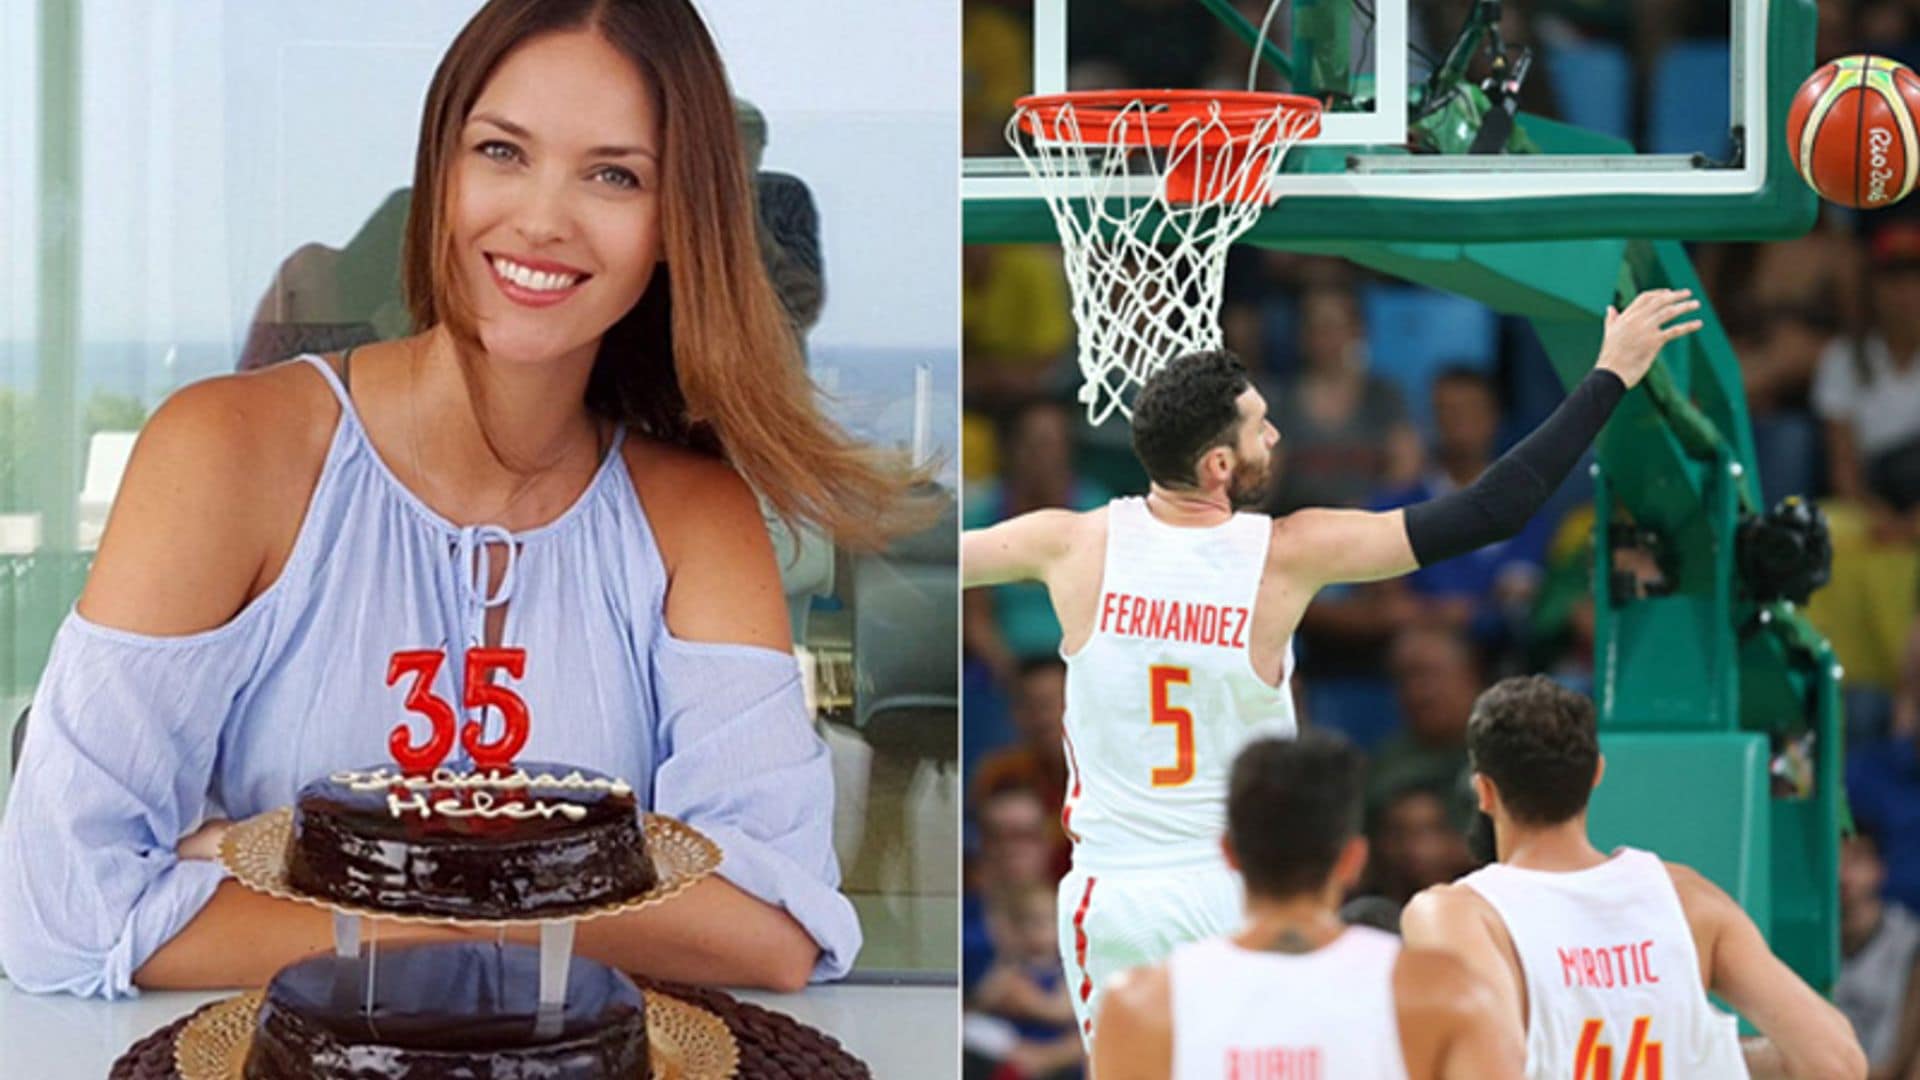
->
1015, 89, 1322, 149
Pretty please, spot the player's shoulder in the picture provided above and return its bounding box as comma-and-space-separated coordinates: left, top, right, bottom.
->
1395, 943, 1528, 1080
1660, 858, 1718, 896
1394, 945, 1497, 1014
1402, 880, 1498, 935
973, 500, 1104, 531
1104, 960, 1171, 1006
1659, 858, 1742, 941
1403, 881, 1519, 959
1099, 961, 1173, 1031
1050, 501, 1110, 529
1659, 859, 1738, 915
961, 500, 1105, 587
1016, 502, 1109, 553
1093, 962, 1176, 1079
1263, 505, 1350, 567
1070, 501, 1109, 536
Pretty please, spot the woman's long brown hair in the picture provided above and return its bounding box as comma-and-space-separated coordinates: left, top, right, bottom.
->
403, 0, 919, 549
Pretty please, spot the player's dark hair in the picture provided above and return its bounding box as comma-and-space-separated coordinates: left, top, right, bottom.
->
1130, 350, 1252, 489
1467, 675, 1600, 826
1228, 733, 1365, 900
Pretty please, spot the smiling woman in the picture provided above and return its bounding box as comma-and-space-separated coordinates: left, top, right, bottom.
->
0, 0, 930, 1010
405, 0, 914, 538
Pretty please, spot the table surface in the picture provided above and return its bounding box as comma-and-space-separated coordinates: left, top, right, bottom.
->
0, 976, 957, 1078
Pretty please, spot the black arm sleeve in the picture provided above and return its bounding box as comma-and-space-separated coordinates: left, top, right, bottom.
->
1402, 368, 1627, 567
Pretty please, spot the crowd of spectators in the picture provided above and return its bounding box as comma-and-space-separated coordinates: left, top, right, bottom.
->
962, 3, 1920, 1078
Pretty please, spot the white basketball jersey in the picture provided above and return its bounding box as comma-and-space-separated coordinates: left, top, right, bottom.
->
1169, 927, 1410, 1080
1061, 497, 1295, 868
1460, 849, 1748, 1080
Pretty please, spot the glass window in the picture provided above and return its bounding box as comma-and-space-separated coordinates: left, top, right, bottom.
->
0, 0, 957, 981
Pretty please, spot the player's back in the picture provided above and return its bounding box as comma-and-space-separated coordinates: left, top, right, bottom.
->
1168, 926, 1410, 1079
1062, 496, 1295, 867
1459, 847, 1748, 1079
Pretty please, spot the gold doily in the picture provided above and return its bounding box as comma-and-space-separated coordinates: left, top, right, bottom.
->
221, 807, 720, 926
174, 988, 738, 1079
172, 992, 257, 1080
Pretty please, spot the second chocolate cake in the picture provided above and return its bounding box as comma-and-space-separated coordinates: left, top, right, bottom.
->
242, 941, 649, 1079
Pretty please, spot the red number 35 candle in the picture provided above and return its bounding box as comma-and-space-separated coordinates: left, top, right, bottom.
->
386, 647, 532, 773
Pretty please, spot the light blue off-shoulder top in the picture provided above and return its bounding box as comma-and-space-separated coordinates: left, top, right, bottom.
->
0, 354, 857, 998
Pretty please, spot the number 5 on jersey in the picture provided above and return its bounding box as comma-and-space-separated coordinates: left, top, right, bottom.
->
1149, 665, 1195, 787
1575, 1016, 1661, 1080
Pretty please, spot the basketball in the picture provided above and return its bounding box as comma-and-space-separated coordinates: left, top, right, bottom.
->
1787, 54, 1920, 210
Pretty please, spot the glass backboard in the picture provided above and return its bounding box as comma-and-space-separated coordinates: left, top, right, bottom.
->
963, 0, 1817, 244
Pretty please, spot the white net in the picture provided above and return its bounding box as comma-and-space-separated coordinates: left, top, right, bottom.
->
1009, 96, 1319, 425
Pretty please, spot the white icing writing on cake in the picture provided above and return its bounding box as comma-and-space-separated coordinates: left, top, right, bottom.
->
330, 766, 633, 796
387, 789, 588, 822
328, 766, 633, 821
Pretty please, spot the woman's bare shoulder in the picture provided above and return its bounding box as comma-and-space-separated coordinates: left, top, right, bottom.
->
620, 436, 763, 557
619, 435, 787, 650
76, 360, 344, 636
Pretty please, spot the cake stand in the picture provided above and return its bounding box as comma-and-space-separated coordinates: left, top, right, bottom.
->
207, 806, 730, 1076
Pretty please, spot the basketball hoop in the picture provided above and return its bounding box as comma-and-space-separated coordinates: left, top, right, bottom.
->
1009, 90, 1322, 424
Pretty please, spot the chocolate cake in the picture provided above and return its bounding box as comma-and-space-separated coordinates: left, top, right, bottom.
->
242, 941, 649, 1079
285, 762, 656, 919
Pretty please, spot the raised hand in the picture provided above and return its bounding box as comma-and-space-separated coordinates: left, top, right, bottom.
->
1597, 288, 1704, 389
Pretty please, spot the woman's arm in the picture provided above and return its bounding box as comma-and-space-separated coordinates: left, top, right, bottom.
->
0, 369, 334, 997
624, 441, 860, 990
135, 881, 471, 991
509, 875, 817, 992
139, 838, 779, 994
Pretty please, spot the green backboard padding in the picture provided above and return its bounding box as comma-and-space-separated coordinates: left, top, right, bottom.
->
1601, 596, 1743, 732
1588, 733, 1771, 939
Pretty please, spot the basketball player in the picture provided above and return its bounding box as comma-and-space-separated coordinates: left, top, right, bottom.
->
1401, 676, 1867, 1080
1093, 733, 1525, 1079
962, 288, 1703, 1039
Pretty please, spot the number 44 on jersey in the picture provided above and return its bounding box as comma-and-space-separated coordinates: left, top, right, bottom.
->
1575, 1016, 1661, 1080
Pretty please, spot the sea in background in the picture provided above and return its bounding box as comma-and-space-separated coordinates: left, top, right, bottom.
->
0, 341, 959, 491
